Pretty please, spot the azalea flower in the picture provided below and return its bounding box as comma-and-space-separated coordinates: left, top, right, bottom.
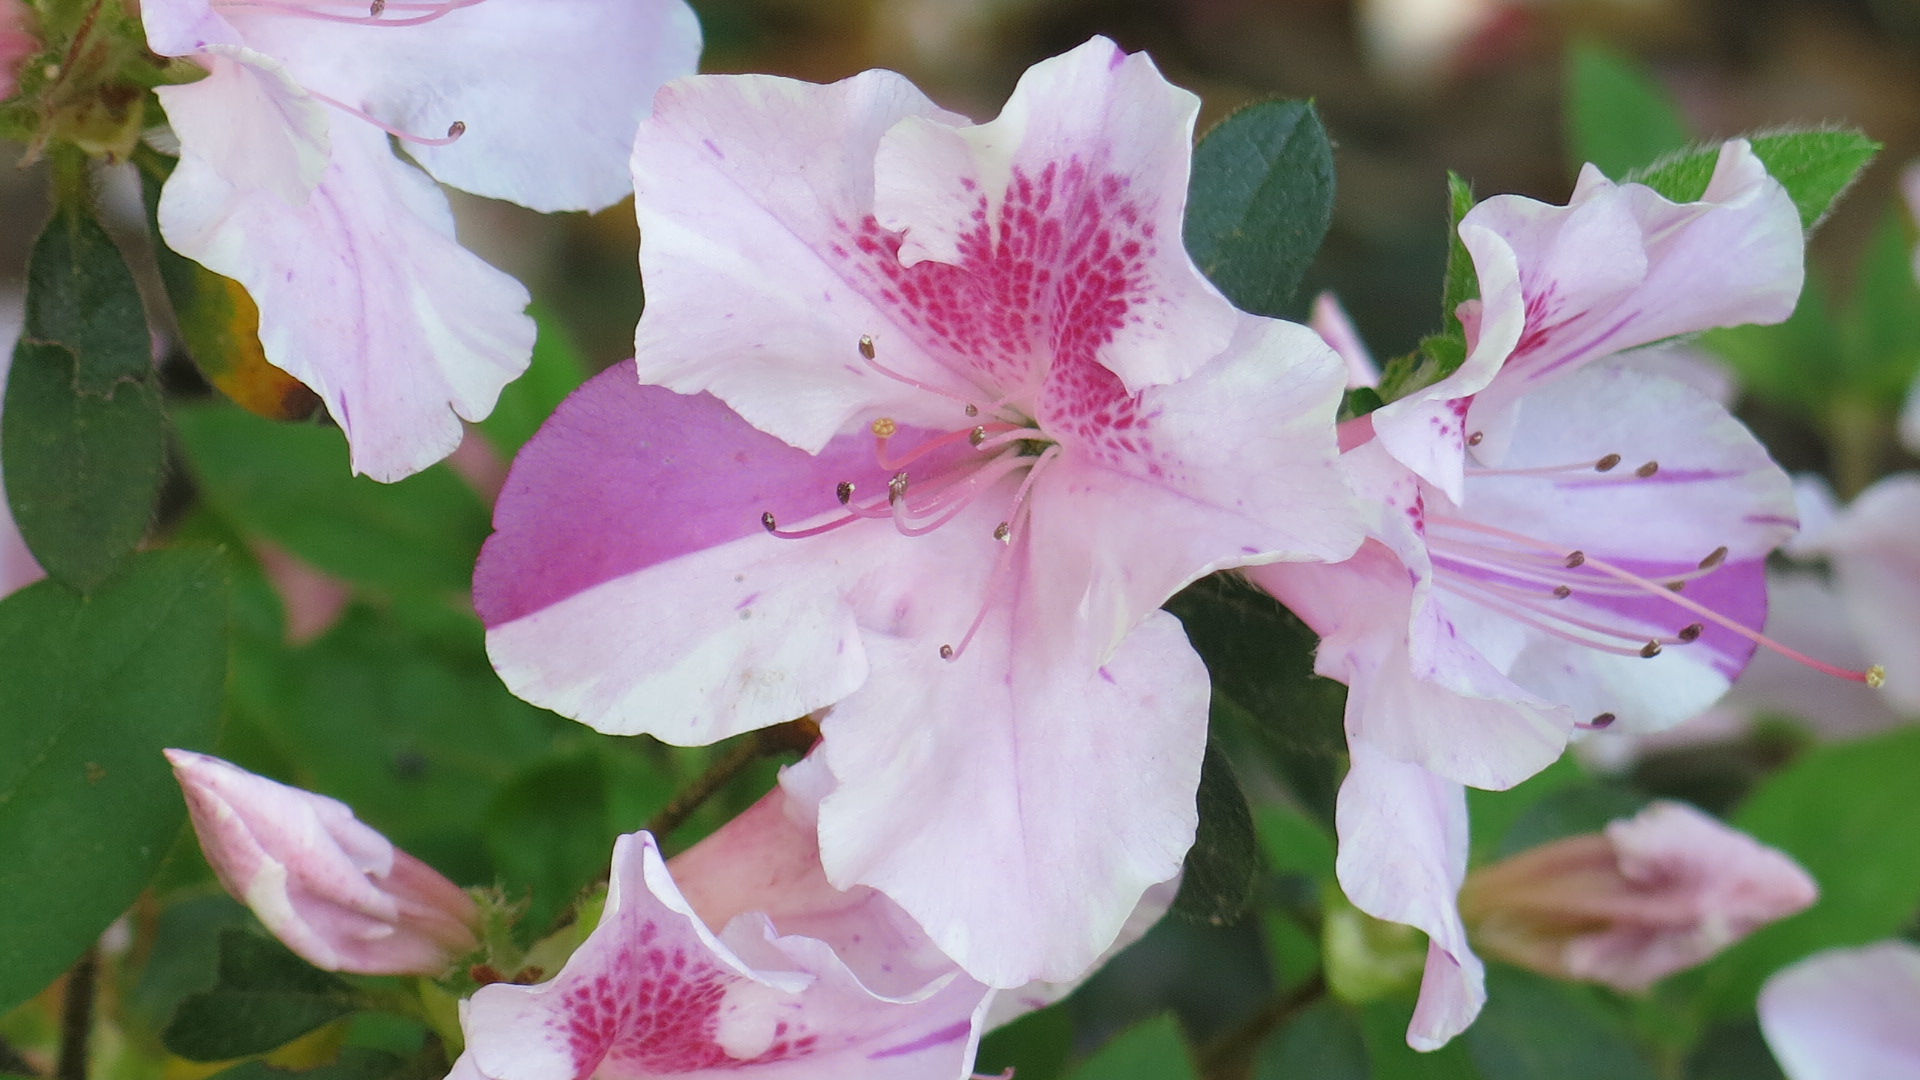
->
1790, 473, 1920, 713
451, 758, 1175, 1080
1759, 940, 1920, 1080
140, 0, 701, 481
1251, 141, 1864, 1046
1459, 799, 1816, 992
0, 298, 45, 599
476, 37, 1363, 987
166, 749, 480, 975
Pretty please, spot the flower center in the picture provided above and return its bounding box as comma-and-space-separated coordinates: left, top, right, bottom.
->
759, 336, 1061, 663
1423, 449, 1882, 729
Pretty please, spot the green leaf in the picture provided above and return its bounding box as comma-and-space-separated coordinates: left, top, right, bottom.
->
976, 1003, 1073, 1080
1164, 575, 1347, 821
0, 549, 229, 1013
479, 308, 589, 458
1068, 1015, 1196, 1080
1466, 753, 1582, 863
175, 403, 491, 595
1256, 1001, 1369, 1080
1684, 1021, 1786, 1080
203, 1049, 405, 1080
1699, 276, 1837, 414
1380, 174, 1478, 402
3, 340, 167, 591
1253, 803, 1336, 884
485, 747, 631, 932
1837, 209, 1920, 408
163, 930, 359, 1061
1491, 781, 1647, 859
1629, 130, 1880, 231
1360, 999, 1481, 1079
1172, 740, 1258, 926
5, 199, 168, 592
1694, 726, 1920, 1015
127, 894, 252, 1037
1185, 99, 1336, 317
1564, 42, 1690, 180
1465, 966, 1659, 1080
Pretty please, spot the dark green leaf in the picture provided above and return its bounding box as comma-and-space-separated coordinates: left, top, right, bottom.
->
164, 930, 359, 1061
1172, 740, 1258, 926
3, 340, 166, 591
127, 894, 252, 1036
485, 748, 623, 931
1630, 130, 1880, 231
1684, 1020, 1786, 1080
1185, 99, 1336, 317
22, 202, 151, 389
1068, 1015, 1196, 1080
1361, 997, 1482, 1079
1564, 42, 1690, 179
175, 403, 491, 595
976, 1003, 1073, 1080
1465, 754, 1582, 863
1465, 966, 1659, 1080
0, 549, 228, 1013
1380, 174, 1477, 402
1695, 726, 1920, 1014
1837, 210, 1920, 408
1492, 781, 1648, 859
479, 308, 589, 457
203, 1049, 405, 1080
1257, 1001, 1369, 1080
1699, 277, 1837, 415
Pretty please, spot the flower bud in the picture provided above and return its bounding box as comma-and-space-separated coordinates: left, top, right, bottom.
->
165, 749, 479, 975
0, 0, 36, 103
1458, 800, 1816, 992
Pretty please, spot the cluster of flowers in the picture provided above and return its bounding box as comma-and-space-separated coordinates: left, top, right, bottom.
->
3, 0, 1888, 1073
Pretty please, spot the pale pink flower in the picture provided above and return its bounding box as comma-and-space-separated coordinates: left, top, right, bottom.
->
1791, 473, 1920, 714
451, 760, 1174, 1080
165, 749, 479, 975
0, 296, 44, 599
1252, 140, 1825, 1047
1760, 940, 1920, 1080
139, 0, 700, 481
0, 0, 36, 102
476, 37, 1362, 987
1460, 800, 1815, 992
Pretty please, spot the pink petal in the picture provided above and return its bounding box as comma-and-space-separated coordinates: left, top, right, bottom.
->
154, 49, 330, 206
1759, 941, 1920, 1080
211, 0, 702, 213
1336, 742, 1485, 1050
140, 0, 242, 54
1310, 291, 1378, 389
154, 114, 536, 481
629, 69, 966, 453
814, 606, 1207, 988
1794, 474, 1920, 712
872, 37, 1239, 394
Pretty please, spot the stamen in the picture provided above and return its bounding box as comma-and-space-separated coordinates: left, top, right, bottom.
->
369, 0, 384, 13
1565, 550, 1585, 568
303, 88, 466, 145
939, 644, 954, 660
888, 470, 910, 503
993, 521, 1011, 542
1581, 712, 1617, 730
836, 481, 855, 505
965, 404, 979, 417
1595, 453, 1621, 472
859, 334, 876, 360
1699, 546, 1728, 570
1639, 641, 1662, 658
1678, 623, 1703, 643
856, 335, 1002, 416
1468, 431, 1484, 446
760, 512, 777, 532
1552, 585, 1572, 599
222, 0, 485, 29
1635, 460, 1660, 478
942, 446, 1061, 662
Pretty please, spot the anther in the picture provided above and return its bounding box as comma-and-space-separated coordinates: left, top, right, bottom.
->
836, 481, 855, 505
445, 120, 466, 140
368, 0, 385, 14
1640, 640, 1663, 658
888, 470, 910, 503
1565, 550, 1586, 568
1588, 712, 1617, 729
1698, 546, 1728, 570
1552, 584, 1572, 599
993, 521, 1011, 543
1678, 623, 1704, 643
1666, 580, 1686, 593
1635, 460, 1660, 478
1594, 453, 1621, 472
1467, 431, 1484, 446
760, 512, 777, 532
969, 425, 987, 447
871, 417, 897, 438
939, 644, 955, 660
965, 403, 979, 417
858, 335, 876, 360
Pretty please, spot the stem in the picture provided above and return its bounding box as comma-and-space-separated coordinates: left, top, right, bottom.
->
0, 1034, 39, 1078
1197, 972, 1328, 1080
645, 718, 820, 842
56, 947, 97, 1080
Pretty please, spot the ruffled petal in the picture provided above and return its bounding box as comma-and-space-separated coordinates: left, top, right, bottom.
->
1759, 941, 1920, 1080
629, 69, 967, 452
155, 116, 534, 481
1335, 742, 1485, 1051
872, 36, 1237, 394
153, 48, 329, 205
140, 0, 241, 54
814, 603, 1207, 988
219, 0, 702, 213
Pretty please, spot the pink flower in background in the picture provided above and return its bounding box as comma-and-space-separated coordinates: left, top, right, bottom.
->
166, 749, 479, 975
1759, 941, 1920, 1080
452, 759, 1175, 1080
0, 0, 36, 102
140, 0, 701, 481
1791, 474, 1920, 713
476, 38, 1362, 987
1251, 140, 1828, 1047
0, 298, 45, 599
1460, 800, 1816, 992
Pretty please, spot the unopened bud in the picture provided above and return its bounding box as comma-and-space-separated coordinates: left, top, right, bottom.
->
1459, 801, 1814, 992
165, 749, 479, 975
